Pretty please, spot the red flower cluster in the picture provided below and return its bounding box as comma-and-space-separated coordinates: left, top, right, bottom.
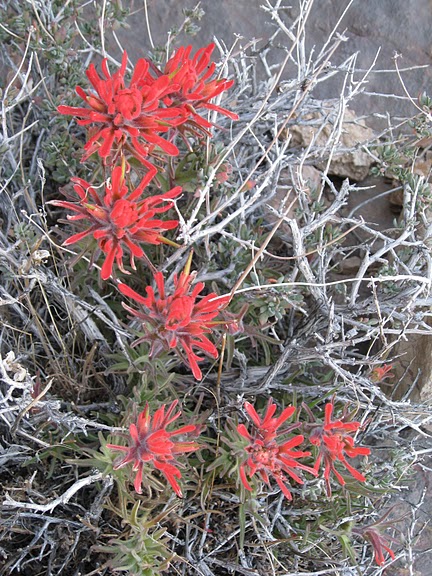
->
118, 255, 230, 380
50, 165, 181, 280
237, 399, 316, 500
107, 400, 200, 497
309, 401, 370, 495
160, 43, 239, 138
58, 52, 183, 167
58, 45, 237, 167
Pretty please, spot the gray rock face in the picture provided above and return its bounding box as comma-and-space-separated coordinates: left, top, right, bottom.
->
118, 0, 432, 121
118, 0, 270, 55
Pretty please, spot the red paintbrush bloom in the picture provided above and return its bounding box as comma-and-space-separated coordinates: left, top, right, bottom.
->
353, 507, 400, 566
118, 255, 230, 380
370, 363, 394, 383
237, 398, 317, 500
160, 43, 238, 136
309, 400, 371, 495
362, 526, 396, 566
107, 400, 200, 497
50, 165, 181, 280
58, 51, 184, 166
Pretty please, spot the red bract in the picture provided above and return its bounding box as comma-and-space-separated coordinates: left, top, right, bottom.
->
370, 363, 394, 383
118, 255, 230, 380
107, 400, 200, 497
161, 43, 238, 136
363, 526, 396, 566
309, 401, 371, 495
58, 51, 184, 166
50, 165, 181, 280
353, 508, 400, 566
237, 398, 316, 500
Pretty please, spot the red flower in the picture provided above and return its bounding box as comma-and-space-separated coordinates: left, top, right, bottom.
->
58, 51, 184, 166
107, 400, 200, 497
237, 398, 316, 500
309, 401, 371, 495
370, 363, 394, 383
353, 508, 400, 566
363, 526, 396, 566
50, 165, 181, 280
160, 43, 238, 137
118, 254, 230, 380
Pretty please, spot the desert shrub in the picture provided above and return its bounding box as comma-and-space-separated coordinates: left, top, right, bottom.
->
1, 2, 431, 575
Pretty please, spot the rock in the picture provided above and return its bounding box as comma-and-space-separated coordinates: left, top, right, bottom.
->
389, 151, 432, 209
289, 108, 375, 181
390, 152, 432, 402
117, 1, 432, 126
342, 176, 397, 231
413, 151, 432, 180
390, 319, 432, 402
